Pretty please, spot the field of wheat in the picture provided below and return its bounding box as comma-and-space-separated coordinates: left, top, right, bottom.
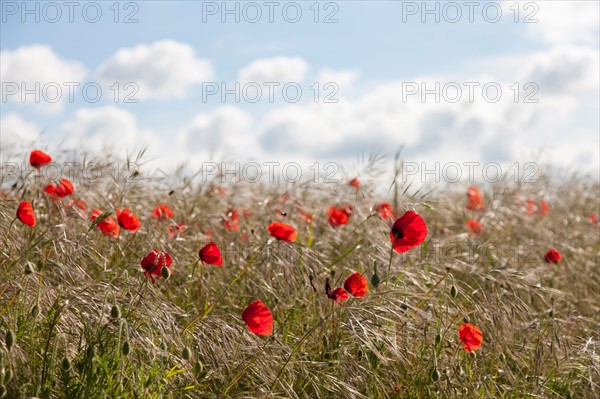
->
1, 148, 599, 398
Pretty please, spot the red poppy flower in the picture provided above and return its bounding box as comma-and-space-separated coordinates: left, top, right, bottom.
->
590, 213, 598, 224
458, 323, 483, 352
349, 177, 361, 189
198, 241, 223, 266
44, 179, 75, 199
223, 208, 240, 231
267, 222, 298, 242
140, 249, 173, 284
466, 219, 482, 236
390, 211, 427, 253
466, 186, 485, 211
152, 204, 174, 219
29, 150, 52, 170
327, 287, 349, 304
67, 198, 87, 212
91, 209, 120, 239
116, 208, 141, 233
539, 201, 550, 216
328, 205, 352, 227
242, 300, 273, 336
17, 201, 36, 227
344, 272, 368, 298
525, 199, 536, 215
544, 248, 561, 264
167, 223, 187, 239
297, 209, 313, 224
377, 202, 394, 219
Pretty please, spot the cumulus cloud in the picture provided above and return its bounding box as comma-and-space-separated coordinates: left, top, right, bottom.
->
0, 113, 41, 151
238, 56, 308, 84
96, 40, 213, 100
59, 106, 160, 158
0, 45, 87, 114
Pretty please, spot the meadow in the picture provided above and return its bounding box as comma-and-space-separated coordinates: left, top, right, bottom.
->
1, 149, 599, 398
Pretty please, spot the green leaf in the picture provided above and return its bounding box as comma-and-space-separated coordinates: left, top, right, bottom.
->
87, 212, 112, 233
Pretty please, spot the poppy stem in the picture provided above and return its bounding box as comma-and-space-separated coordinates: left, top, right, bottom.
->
385, 244, 394, 288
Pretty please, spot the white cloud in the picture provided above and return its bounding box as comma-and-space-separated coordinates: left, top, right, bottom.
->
0, 113, 41, 151
0, 45, 87, 114
503, 1, 600, 47
59, 107, 160, 158
314, 68, 359, 95
238, 56, 308, 84
96, 40, 213, 100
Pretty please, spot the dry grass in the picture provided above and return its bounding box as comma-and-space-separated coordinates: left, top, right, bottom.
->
0, 149, 599, 398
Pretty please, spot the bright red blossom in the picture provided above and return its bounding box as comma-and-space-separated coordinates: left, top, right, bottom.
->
91, 209, 120, 239
223, 208, 240, 231
539, 201, 550, 216
116, 208, 141, 232
377, 202, 394, 219
390, 211, 428, 253
140, 249, 173, 284
344, 272, 368, 298
198, 242, 223, 266
349, 177, 361, 189
328, 287, 349, 304
466, 219, 482, 236
45, 179, 75, 199
544, 248, 562, 264
525, 199, 536, 215
17, 201, 36, 227
29, 150, 52, 170
458, 323, 483, 352
267, 222, 298, 242
328, 205, 352, 227
589, 213, 597, 224
466, 186, 485, 211
242, 300, 273, 336
152, 204, 174, 219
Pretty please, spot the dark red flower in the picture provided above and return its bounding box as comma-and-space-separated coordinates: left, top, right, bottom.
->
377, 202, 394, 219
466, 186, 485, 211
242, 300, 273, 336
344, 272, 368, 298
141, 249, 173, 284
390, 210, 427, 253
44, 179, 75, 199
328, 205, 352, 227
116, 208, 141, 232
198, 241, 223, 266
17, 201, 36, 227
349, 177, 361, 189
458, 323, 483, 352
29, 150, 52, 170
544, 248, 561, 264
539, 201, 550, 216
267, 222, 298, 242
91, 209, 120, 239
466, 219, 482, 236
152, 204, 174, 219
327, 287, 349, 304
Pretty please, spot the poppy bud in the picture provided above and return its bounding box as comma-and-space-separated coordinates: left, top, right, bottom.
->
450, 285, 458, 299
431, 368, 440, 382
5, 330, 14, 351
24, 263, 33, 275
161, 266, 171, 280
463, 316, 470, 323
121, 341, 130, 357
0, 385, 5, 398
31, 305, 40, 318
111, 304, 121, 319
3, 368, 11, 383
36, 260, 43, 269
61, 356, 71, 371
548, 309, 554, 318
194, 360, 204, 376
182, 346, 192, 361
435, 333, 442, 345
371, 273, 380, 288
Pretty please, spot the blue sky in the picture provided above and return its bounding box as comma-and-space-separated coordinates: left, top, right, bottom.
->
1, 1, 599, 178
